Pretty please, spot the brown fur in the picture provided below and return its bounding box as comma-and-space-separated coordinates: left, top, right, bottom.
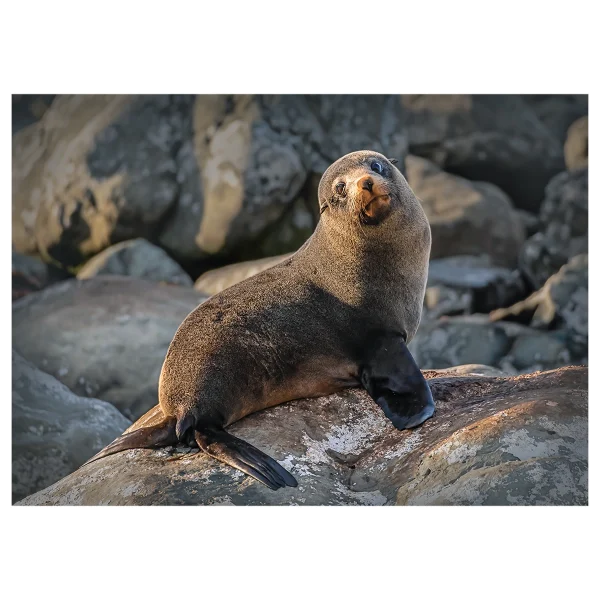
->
86, 151, 432, 489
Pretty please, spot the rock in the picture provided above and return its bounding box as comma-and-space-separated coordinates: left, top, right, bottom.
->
12, 95, 183, 264
251, 196, 317, 259
12, 251, 55, 301
12, 277, 207, 420
520, 169, 587, 288
427, 255, 526, 313
406, 156, 525, 267
491, 254, 588, 359
17, 95, 400, 267
77, 239, 192, 286
522, 95, 588, 146
410, 312, 579, 374
564, 116, 588, 171
17, 366, 587, 506
161, 95, 409, 261
409, 316, 514, 369
402, 94, 565, 212
12, 350, 131, 503
504, 330, 571, 372
515, 209, 541, 237
12, 94, 55, 134
195, 253, 292, 296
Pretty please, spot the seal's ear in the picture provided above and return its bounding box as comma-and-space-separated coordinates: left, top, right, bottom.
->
388, 158, 398, 165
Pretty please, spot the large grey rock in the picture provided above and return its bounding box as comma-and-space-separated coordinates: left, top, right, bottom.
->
12, 250, 58, 301
520, 168, 587, 288
491, 254, 588, 360
402, 94, 565, 212
12, 277, 207, 420
77, 238, 192, 286
17, 366, 587, 506
12, 94, 55, 134
427, 255, 526, 314
409, 316, 514, 369
12, 350, 131, 503
406, 156, 525, 267
161, 95, 409, 260
13, 95, 410, 267
409, 313, 576, 374
12, 95, 183, 265
522, 95, 588, 146
195, 253, 293, 296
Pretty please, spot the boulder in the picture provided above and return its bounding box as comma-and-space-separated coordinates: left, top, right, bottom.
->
520, 169, 587, 288
12, 94, 55, 134
409, 315, 514, 369
491, 254, 588, 360
194, 253, 293, 296
409, 314, 577, 374
17, 366, 587, 506
11, 250, 65, 301
402, 94, 565, 212
12, 350, 131, 503
427, 255, 526, 313
12, 277, 207, 420
406, 156, 525, 267
12, 95, 408, 268
564, 116, 588, 172
521, 95, 588, 146
77, 238, 192, 286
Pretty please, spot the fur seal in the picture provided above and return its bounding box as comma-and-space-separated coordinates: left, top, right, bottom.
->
85, 150, 434, 490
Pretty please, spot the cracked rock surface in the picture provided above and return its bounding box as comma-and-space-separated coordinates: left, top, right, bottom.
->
18, 365, 587, 506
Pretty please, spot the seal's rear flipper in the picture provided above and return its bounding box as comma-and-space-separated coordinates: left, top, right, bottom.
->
83, 418, 178, 466
194, 427, 298, 491
361, 333, 435, 431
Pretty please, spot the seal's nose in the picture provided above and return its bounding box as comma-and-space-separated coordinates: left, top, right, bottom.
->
358, 176, 374, 193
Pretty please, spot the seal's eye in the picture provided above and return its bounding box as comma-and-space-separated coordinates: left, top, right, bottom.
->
335, 182, 346, 196
371, 161, 383, 174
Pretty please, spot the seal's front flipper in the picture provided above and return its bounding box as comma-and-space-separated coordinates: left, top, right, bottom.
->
194, 427, 298, 491
361, 334, 435, 431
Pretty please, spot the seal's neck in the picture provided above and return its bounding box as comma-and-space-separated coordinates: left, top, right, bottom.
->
297, 218, 414, 310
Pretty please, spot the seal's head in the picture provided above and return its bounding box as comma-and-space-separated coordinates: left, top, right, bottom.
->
318, 150, 422, 230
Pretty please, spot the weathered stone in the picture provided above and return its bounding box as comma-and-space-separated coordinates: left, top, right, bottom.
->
402, 94, 565, 212
491, 254, 588, 359
12, 95, 183, 266
564, 116, 588, 172
17, 366, 587, 506
12, 94, 55, 134
427, 255, 526, 313
12, 277, 207, 420
77, 238, 192, 286
195, 253, 293, 296
515, 209, 541, 237
409, 316, 514, 369
522, 95, 588, 145
406, 156, 525, 267
12, 350, 131, 503
520, 168, 587, 288
12, 250, 60, 301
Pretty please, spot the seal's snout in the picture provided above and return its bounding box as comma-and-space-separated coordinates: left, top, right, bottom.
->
358, 176, 374, 192
353, 173, 392, 224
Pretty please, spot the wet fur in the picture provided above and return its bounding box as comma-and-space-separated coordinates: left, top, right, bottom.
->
85, 151, 433, 491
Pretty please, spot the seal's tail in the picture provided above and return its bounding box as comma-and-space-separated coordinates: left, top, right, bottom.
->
82, 417, 178, 466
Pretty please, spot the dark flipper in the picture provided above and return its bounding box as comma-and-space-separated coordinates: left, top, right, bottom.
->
361, 333, 435, 430
194, 427, 298, 491
82, 417, 178, 466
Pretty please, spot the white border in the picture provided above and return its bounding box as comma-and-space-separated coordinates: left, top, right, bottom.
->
8, 88, 592, 512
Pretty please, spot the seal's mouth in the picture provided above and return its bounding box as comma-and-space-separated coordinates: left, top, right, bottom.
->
359, 193, 392, 224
